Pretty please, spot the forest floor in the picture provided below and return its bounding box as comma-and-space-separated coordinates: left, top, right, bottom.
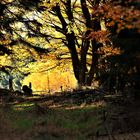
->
0, 89, 140, 140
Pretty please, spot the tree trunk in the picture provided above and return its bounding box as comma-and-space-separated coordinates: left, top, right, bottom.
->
54, 1, 102, 87
79, 31, 90, 86
66, 33, 80, 83
86, 39, 99, 86
53, 4, 80, 83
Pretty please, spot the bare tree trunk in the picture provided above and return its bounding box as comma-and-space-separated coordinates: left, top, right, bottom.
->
79, 31, 90, 86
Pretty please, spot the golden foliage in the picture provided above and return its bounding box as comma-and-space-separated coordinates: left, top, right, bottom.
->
23, 61, 77, 94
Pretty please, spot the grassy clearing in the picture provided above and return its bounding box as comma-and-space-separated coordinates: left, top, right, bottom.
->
1, 93, 139, 140
0, 101, 106, 140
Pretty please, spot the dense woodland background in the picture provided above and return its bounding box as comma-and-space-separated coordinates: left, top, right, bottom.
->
0, 0, 140, 139
0, 0, 139, 94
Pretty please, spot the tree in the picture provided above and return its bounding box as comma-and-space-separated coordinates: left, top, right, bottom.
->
1, 0, 140, 92
1, 0, 108, 88
91, 0, 140, 93
0, 0, 50, 90
36, 0, 104, 87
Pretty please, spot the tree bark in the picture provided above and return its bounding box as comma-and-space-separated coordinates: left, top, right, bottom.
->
87, 40, 99, 85
66, 33, 80, 83
79, 0, 92, 86
80, 0, 101, 86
